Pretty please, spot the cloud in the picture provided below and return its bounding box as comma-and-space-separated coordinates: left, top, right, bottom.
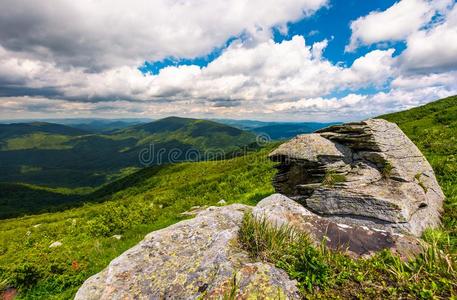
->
400, 4, 457, 73
0, 0, 327, 70
391, 71, 457, 90
269, 79, 457, 121
0, 36, 396, 105
5, 75, 454, 122
346, 0, 452, 51
1, 0, 456, 122
0, 34, 409, 121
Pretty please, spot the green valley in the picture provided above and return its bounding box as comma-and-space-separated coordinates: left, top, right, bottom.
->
0, 117, 256, 218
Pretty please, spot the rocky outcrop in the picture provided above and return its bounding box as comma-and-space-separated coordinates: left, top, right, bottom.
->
269, 119, 444, 236
75, 204, 300, 300
75, 119, 443, 299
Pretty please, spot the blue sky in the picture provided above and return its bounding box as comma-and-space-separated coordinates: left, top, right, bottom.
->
0, 0, 456, 121
141, 1, 402, 73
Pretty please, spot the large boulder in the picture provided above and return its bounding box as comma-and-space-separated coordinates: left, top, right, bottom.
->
269, 119, 444, 236
75, 204, 300, 300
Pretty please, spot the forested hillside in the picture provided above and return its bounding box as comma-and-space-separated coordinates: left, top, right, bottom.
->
0, 117, 255, 188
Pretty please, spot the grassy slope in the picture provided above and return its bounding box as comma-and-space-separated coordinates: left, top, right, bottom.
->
0, 146, 276, 299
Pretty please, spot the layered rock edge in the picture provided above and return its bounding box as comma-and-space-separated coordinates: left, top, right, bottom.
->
75, 194, 424, 300
269, 119, 444, 236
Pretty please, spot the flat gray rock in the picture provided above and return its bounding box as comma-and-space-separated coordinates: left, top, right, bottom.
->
269, 119, 444, 236
75, 204, 300, 300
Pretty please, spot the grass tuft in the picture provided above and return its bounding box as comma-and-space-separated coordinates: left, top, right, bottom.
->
238, 212, 457, 299
238, 212, 329, 292
381, 160, 394, 179
322, 170, 346, 186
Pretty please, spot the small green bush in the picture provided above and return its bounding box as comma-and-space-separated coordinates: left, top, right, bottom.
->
10, 263, 42, 288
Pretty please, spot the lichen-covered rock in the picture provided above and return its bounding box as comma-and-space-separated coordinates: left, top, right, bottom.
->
75, 204, 300, 300
253, 194, 421, 259
269, 119, 444, 237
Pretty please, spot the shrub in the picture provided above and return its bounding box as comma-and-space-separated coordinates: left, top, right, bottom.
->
10, 263, 42, 288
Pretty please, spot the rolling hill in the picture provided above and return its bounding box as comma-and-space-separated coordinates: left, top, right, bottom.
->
0, 117, 256, 189
0, 122, 89, 141
0, 118, 152, 133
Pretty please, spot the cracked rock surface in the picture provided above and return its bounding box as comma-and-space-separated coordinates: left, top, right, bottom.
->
75, 204, 300, 300
269, 119, 444, 236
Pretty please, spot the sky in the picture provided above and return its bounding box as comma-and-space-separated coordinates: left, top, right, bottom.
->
0, 0, 456, 122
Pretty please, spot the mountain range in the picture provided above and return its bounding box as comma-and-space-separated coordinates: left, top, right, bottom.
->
0, 117, 256, 189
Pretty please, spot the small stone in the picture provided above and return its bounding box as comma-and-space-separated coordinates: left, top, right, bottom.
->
112, 235, 122, 240
49, 241, 62, 248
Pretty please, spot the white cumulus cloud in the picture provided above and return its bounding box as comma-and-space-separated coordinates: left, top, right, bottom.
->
400, 4, 457, 72
0, 36, 397, 105
346, 0, 453, 51
0, 0, 327, 70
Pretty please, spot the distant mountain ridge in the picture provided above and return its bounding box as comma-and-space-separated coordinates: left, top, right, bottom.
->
0, 117, 256, 188
252, 122, 339, 139
0, 118, 152, 133
0, 122, 89, 140
214, 119, 339, 139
